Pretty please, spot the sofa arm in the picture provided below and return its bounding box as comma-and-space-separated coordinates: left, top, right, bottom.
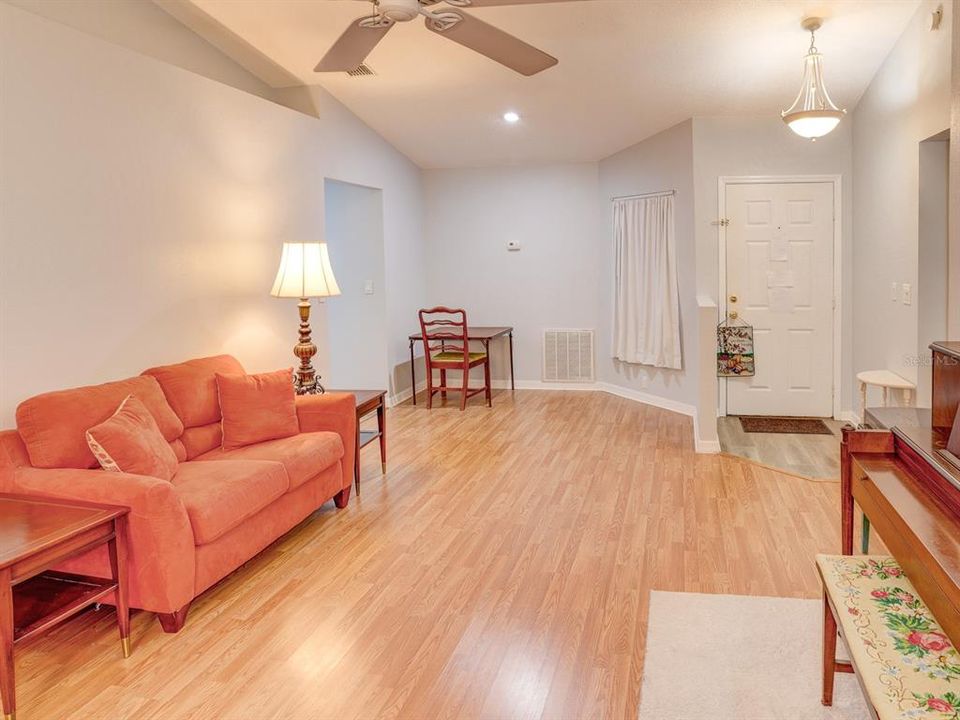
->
12, 466, 196, 614
295, 392, 356, 490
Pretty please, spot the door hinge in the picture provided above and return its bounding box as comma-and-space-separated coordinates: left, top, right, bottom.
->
712, 218, 730, 227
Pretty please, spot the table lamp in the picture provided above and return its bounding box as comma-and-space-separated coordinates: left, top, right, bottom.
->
271, 242, 341, 394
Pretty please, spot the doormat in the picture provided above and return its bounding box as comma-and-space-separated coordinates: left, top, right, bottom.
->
738, 416, 833, 435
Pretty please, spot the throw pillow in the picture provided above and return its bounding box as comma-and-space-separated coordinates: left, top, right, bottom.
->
85, 394, 179, 480
216, 368, 299, 450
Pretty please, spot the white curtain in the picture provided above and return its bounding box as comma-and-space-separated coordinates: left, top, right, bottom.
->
612, 194, 682, 369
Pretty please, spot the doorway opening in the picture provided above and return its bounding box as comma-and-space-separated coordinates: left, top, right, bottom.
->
917, 130, 949, 407
321, 179, 388, 390
716, 175, 843, 479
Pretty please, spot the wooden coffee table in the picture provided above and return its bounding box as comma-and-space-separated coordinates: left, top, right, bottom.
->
0, 494, 131, 720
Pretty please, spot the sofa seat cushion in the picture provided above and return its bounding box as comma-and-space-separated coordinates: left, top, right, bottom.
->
195, 431, 343, 490
172, 459, 288, 545
817, 554, 960, 718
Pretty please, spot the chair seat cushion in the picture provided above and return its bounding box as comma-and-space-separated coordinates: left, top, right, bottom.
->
172, 459, 288, 545
432, 351, 486, 362
817, 554, 960, 718
195, 431, 343, 489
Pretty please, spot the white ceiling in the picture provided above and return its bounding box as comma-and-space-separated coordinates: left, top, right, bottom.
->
184, 0, 920, 168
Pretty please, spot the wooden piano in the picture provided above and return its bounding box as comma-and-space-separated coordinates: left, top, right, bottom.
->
841, 340, 960, 643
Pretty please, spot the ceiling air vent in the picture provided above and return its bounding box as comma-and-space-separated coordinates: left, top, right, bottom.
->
346, 64, 376, 77
543, 329, 594, 383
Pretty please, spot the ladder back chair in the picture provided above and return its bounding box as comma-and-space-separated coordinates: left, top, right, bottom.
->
418, 307, 491, 410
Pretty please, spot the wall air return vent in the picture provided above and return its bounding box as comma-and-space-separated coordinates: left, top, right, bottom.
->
346, 64, 376, 77
542, 329, 594, 383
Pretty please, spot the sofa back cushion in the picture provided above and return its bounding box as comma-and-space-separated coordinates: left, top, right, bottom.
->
180, 423, 222, 460
86, 395, 179, 481
16, 375, 184, 469
142, 355, 245, 430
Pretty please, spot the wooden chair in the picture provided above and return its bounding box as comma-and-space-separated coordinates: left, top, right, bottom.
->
418, 307, 491, 410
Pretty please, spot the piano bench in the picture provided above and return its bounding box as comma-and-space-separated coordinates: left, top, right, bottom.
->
817, 554, 960, 718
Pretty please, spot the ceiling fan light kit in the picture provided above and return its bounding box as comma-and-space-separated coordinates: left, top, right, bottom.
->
781, 17, 846, 141
316, 0, 560, 77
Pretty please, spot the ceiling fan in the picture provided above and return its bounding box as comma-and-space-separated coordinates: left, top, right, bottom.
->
316, 0, 575, 77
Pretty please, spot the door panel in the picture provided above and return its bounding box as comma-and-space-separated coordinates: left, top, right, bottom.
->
725, 182, 834, 417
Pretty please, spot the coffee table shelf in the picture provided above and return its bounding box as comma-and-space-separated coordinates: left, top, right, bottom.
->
14, 571, 119, 644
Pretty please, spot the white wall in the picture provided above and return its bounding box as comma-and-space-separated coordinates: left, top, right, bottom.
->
598, 120, 697, 408
692, 115, 854, 416
323, 180, 388, 390
0, 3, 426, 424
422, 164, 600, 386
851, 0, 952, 407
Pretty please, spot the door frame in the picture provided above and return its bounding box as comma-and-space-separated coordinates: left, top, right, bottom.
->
717, 174, 842, 419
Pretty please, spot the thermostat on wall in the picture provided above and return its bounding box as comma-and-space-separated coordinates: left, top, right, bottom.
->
506, 240, 521, 251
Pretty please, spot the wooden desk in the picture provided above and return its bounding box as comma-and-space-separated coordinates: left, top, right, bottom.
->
408, 326, 514, 406
332, 390, 387, 495
0, 494, 131, 720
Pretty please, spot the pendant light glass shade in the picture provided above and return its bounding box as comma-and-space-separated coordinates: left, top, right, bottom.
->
782, 20, 845, 140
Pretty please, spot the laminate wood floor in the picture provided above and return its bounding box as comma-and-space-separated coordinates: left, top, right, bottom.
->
14, 391, 844, 720
717, 415, 845, 480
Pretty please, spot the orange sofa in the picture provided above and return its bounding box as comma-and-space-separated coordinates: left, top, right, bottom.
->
0, 355, 356, 632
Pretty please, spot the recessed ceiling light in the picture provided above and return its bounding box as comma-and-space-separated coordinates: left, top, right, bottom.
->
503, 111, 520, 124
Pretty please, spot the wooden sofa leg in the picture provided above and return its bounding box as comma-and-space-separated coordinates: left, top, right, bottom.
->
822, 593, 838, 706
334, 485, 351, 509
157, 602, 191, 633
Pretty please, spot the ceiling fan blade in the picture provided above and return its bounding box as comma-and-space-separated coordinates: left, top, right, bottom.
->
424, 11, 557, 76
447, 0, 584, 5
315, 17, 393, 72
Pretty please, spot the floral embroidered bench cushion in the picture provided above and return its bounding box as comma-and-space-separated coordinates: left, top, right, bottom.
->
816, 554, 960, 718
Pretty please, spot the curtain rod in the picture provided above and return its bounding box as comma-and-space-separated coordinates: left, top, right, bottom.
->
611, 189, 676, 201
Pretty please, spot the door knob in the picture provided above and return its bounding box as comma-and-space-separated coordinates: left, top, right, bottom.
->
729, 295, 738, 303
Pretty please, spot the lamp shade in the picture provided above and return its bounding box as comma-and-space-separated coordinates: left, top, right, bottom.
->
270, 242, 341, 299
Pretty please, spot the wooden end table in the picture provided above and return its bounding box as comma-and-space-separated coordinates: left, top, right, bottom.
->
332, 390, 387, 495
0, 494, 131, 720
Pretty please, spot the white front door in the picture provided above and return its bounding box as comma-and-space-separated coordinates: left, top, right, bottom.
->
725, 182, 834, 417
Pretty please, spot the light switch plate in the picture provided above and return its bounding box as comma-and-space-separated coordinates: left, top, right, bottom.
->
890, 282, 899, 301
364, 280, 375, 295
901, 283, 912, 305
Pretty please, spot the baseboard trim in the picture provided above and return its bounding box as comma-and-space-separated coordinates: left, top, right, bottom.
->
498, 379, 719, 454
595, 381, 697, 417
391, 377, 719, 454
388, 381, 427, 408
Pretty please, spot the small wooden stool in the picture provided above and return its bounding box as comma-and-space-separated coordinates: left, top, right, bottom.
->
857, 370, 915, 425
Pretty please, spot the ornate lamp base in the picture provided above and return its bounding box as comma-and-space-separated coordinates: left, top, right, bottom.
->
292, 298, 325, 395
295, 377, 325, 395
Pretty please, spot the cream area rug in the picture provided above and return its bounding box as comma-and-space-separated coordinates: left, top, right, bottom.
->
638, 591, 871, 720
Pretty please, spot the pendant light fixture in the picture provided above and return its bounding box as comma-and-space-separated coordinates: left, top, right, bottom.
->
781, 17, 846, 140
